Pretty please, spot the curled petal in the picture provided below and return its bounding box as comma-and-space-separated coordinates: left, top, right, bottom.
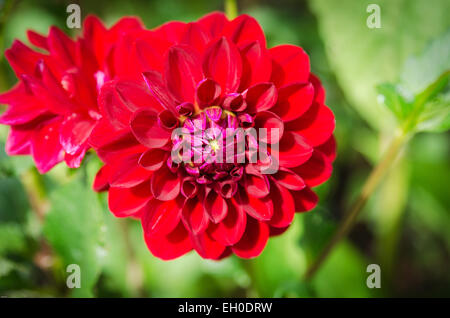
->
208, 198, 246, 246
138, 148, 168, 171
316, 135, 337, 162
232, 217, 269, 258
151, 165, 181, 201
144, 221, 192, 260
196, 78, 221, 107
189, 230, 226, 260
181, 177, 198, 198
286, 103, 335, 147
271, 82, 314, 122
165, 45, 202, 103
204, 189, 228, 223
182, 196, 209, 235
270, 44, 310, 87
142, 70, 177, 114
109, 152, 152, 188
180, 22, 211, 53
237, 187, 273, 221
272, 167, 306, 191
292, 187, 318, 212
130, 108, 171, 148
253, 111, 284, 144
276, 131, 313, 168
239, 41, 272, 90
202, 37, 242, 94
244, 166, 270, 198
224, 14, 266, 47
244, 82, 277, 113
292, 150, 333, 187
108, 181, 151, 217
268, 182, 295, 228
142, 197, 183, 236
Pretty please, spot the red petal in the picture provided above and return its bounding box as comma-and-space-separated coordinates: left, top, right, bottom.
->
5, 40, 45, 75
316, 135, 337, 162
130, 108, 171, 148
244, 82, 277, 113
196, 78, 221, 108
224, 15, 266, 47
286, 103, 335, 147
276, 131, 313, 168
115, 80, 162, 112
180, 22, 211, 53
108, 152, 152, 188
108, 181, 152, 217
142, 197, 183, 236
268, 182, 295, 228
239, 41, 272, 90
93, 165, 110, 192
202, 37, 242, 94
182, 197, 209, 235
165, 45, 202, 104
59, 114, 95, 155
197, 11, 228, 38
292, 149, 333, 187
204, 189, 228, 223
253, 111, 284, 144
292, 187, 318, 212
243, 166, 270, 198
270, 44, 310, 87
98, 81, 133, 129
237, 187, 273, 221
309, 73, 326, 103
5, 124, 34, 155
142, 71, 177, 114
27, 30, 48, 50
47, 26, 76, 68
138, 148, 168, 171
151, 165, 181, 201
0, 85, 47, 125
144, 221, 192, 260
64, 144, 87, 168
153, 21, 187, 43
31, 119, 64, 173
208, 198, 246, 246
190, 230, 226, 260
271, 82, 314, 122
232, 217, 269, 258
272, 167, 306, 191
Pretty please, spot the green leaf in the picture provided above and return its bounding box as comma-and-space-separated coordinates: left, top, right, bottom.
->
43, 177, 105, 297
416, 92, 450, 132
312, 242, 376, 297
0, 223, 26, 255
376, 83, 412, 120
309, 0, 450, 131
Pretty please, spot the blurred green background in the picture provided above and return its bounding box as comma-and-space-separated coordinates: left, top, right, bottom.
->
0, 0, 449, 297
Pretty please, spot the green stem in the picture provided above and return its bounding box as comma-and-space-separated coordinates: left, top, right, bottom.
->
225, 0, 238, 20
303, 129, 409, 281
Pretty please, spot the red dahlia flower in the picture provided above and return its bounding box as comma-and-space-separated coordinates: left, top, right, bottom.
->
91, 12, 336, 260
0, 16, 143, 173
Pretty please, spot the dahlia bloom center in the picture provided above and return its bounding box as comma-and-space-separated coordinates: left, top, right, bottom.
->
172, 104, 253, 189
